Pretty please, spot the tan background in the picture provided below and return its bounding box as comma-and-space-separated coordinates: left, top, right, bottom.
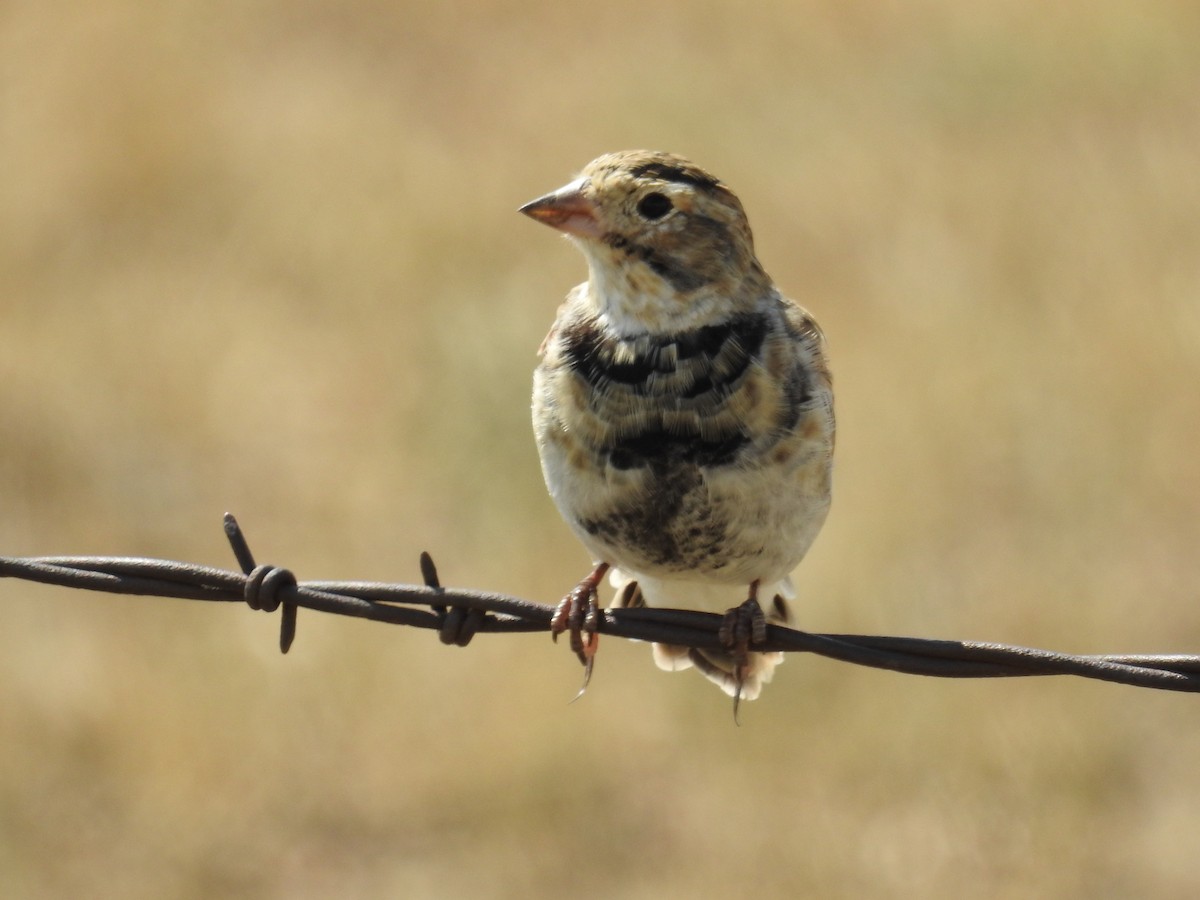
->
3, 1, 1200, 896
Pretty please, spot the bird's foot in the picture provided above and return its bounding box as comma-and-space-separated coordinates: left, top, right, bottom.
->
551, 562, 611, 695
718, 580, 766, 722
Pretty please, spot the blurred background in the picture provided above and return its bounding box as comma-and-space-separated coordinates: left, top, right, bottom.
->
2, 0, 1199, 896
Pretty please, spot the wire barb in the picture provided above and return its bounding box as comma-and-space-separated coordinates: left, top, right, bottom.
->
0, 513, 1198, 695
422, 549, 484, 647
225, 513, 298, 653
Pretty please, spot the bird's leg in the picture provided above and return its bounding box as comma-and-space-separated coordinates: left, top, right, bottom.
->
613, 579, 644, 609
718, 580, 767, 719
551, 562, 611, 691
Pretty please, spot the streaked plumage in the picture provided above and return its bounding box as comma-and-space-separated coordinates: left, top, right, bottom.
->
522, 150, 834, 704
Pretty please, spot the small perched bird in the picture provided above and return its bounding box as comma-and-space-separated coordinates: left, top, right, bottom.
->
522, 150, 834, 706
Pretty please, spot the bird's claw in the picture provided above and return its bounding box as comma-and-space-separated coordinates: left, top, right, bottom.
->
551, 584, 601, 663
551, 563, 610, 695
718, 584, 766, 722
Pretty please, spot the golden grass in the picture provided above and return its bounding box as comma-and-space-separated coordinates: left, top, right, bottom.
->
3, 0, 1200, 896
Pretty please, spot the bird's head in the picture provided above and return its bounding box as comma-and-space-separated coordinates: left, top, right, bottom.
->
521, 150, 769, 331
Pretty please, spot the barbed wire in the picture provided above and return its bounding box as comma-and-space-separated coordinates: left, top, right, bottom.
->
1, 513, 1198, 694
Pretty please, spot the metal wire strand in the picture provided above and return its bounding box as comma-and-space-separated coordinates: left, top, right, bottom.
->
0, 513, 1197, 694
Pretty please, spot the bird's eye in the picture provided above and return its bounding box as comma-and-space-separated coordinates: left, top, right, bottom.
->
636, 192, 674, 221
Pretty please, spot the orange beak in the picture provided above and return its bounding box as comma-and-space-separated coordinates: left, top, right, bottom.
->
519, 178, 602, 240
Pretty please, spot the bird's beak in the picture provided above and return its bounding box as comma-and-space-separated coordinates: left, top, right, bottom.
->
519, 178, 602, 239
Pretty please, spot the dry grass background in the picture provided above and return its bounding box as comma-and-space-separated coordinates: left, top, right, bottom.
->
2, 1, 1200, 896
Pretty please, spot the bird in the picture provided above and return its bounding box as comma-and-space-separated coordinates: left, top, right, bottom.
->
521, 150, 834, 709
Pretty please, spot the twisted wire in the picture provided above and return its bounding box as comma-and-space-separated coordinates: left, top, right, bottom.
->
1, 514, 1197, 693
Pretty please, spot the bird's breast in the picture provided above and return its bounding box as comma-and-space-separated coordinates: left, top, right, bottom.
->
533, 303, 833, 579
549, 311, 782, 471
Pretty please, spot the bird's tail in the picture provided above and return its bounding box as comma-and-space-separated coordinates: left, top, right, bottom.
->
610, 570, 793, 701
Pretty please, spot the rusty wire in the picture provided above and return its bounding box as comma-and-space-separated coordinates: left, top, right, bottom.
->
1, 513, 1198, 693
